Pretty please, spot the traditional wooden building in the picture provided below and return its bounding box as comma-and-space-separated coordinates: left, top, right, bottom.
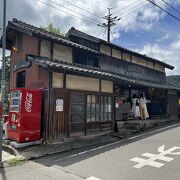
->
2, 19, 180, 141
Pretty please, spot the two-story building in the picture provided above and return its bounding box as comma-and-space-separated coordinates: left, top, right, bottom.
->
2, 19, 180, 142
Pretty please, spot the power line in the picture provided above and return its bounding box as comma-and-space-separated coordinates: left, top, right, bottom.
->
43, 0, 102, 23
62, 0, 103, 20
146, 0, 180, 22
34, 0, 102, 26
113, 0, 145, 14
110, 29, 115, 40
116, 1, 147, 18
160, 0, 180, 15
120, 1, 148, 19
103, 27, 107, 38
98, 8, 121, 42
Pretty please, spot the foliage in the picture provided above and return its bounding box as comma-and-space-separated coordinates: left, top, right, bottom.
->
9, 157, 26, 166
40, 23, 64, 36
167, 75, 180, 87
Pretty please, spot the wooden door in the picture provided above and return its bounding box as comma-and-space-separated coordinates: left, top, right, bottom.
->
70, 93, 86, 137
49, 89, 69, 140
167, 94, 178, 118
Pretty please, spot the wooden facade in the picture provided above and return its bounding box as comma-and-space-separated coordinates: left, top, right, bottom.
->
4, 19, 179, 142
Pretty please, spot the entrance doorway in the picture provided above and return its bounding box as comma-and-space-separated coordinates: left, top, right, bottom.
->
70, 92, 113, 137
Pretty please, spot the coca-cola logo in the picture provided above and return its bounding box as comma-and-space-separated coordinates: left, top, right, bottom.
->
25, 92, 32, 112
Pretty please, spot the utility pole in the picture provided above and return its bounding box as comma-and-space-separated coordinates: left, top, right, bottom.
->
0, 0, 6, 163
98, 8, 121, 43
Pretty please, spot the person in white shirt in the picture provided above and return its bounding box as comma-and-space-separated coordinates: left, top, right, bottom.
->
131, 94, 140, 119
139, 93, 149, 120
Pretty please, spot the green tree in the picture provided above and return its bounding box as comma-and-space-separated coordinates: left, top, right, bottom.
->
40, 23, 64, 36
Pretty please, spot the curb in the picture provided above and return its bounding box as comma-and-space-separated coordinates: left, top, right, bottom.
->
24, 138, 116, 160
2, 144, 19, 156
3, 120, 180, 163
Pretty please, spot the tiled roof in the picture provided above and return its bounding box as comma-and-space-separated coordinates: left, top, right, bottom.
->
7, 19, 100, 54
5, 19, 174, 70
67, 27, 174, 70
26, 55, 179, 90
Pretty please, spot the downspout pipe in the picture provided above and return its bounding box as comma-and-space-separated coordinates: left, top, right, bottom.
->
46, 71, 52, 142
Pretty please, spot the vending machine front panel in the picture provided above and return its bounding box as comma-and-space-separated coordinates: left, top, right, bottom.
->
8, 88, 42, 143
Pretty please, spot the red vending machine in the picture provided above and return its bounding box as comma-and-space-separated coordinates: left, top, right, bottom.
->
8, 88, 42, 143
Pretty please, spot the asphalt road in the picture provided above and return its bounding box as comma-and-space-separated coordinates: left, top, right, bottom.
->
34, 123, 180, 180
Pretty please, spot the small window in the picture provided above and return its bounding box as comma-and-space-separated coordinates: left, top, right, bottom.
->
16, 71, 26, 88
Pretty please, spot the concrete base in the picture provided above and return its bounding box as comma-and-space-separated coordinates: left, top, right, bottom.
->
3, 139, 11, 145
10, 140, 42, 149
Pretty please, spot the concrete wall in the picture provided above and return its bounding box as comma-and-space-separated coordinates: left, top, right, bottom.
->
154, 63, 165, 73
112, 49, 122, 60
53, 43, 72, 63
101, 80, 113, 93
40, 40, 51, 58
132, 56, 147, 67
100, 44, 111, 56
66, 75, 100, 92
52, 72, 64, 88
122, 52, 131, 62
148, 61, 154, 69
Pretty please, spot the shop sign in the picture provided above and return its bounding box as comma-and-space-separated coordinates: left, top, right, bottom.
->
25, 92, 33, 112
56, 99, 63, 112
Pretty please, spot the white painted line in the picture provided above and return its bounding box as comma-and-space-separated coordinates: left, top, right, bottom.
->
130, 145, 180, 169
49, 123, 180, 164
86, 176, 101, 180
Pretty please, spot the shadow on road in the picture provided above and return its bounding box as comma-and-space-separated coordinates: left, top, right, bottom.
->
34, 122, 180, 168
0, 168, 7, 180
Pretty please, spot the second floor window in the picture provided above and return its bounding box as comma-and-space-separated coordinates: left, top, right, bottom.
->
16, 71, 26, 88
73, 50, 99, 68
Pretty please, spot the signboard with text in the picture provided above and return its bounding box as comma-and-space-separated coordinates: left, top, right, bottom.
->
56, 99, 63, 112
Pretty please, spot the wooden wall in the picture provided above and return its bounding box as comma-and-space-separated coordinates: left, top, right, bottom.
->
100, 56, 166, 84
167, 91, 178, 118
48, 89, 69, 140
10, 33, 49, 89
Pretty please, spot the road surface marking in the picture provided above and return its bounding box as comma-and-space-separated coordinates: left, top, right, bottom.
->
86, 176, 101, 180
130, 145, 180, 168
48, 123, 180, 164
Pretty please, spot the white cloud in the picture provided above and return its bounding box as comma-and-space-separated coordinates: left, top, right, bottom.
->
0, 0, 180, 75
171, 36, 180, 49
137, 36, 180, 75
157, 33, 169, 42
0, 0, 172, 39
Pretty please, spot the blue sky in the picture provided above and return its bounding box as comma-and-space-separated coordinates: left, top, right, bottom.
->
0, 0, 180, 75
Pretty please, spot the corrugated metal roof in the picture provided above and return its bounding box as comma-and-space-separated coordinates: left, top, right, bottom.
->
26, 54, 179, 91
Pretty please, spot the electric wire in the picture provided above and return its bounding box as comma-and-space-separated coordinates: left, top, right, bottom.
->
62, 0, 103, 19
113, 0, 145, 14
34, 0, 103, 26
147, 0, 180, 22
103, 27, 107, 38
42, 0, 102, 23
110, 29, 115, 39
118, 1, 148, 19
160, 0, 180, 15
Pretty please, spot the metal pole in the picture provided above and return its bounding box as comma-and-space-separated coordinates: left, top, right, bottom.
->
107, 8, 111, 43
0, 0, 7, 162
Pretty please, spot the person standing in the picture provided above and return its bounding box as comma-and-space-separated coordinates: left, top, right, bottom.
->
139, 93, 149, 120
131, 94, 140, 119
